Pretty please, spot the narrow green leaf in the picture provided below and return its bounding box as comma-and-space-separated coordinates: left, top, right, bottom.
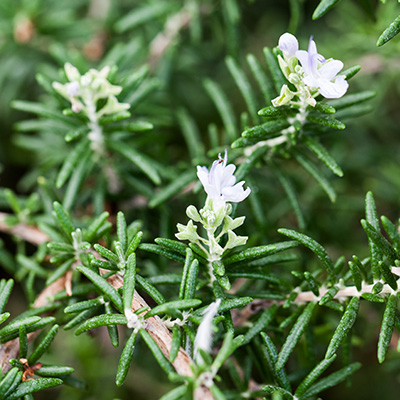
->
28, 325, 59, 365
204, 79, 237, 141
169, 325, 182, 363
294, 153, 336, 202
105, 302, 119, 348
84, 211, 110, 242
6, 378, 63, 399
381, 215, 400, 251
179, 249, 193, 300
325, 297, 359, 359
226, 56, 259, 124
224, 241, 298, 265
242, 305, 278, 345
93, 244, 119, 264
276, 302, 317, 371
306, 114, 345, 130
184, 259, 199, 300
46, 259, 75, 286
294, 355, 337, 397
0, 368, 20, 398
302, 362, 361, 398
348, 261, 362, 291
159, 385, 188, 400
146, 299, 202, 318
310, 102, 336, 114
53, 202, 74, 237
35, 365, 74, 377
0, 316, 41, 337
74, 314, 127, 335
17, 254, 47, 278
379, 261, 397, 291
263, 385, 294, 398
123, 254, 136, 313
260, 332, 291, 391
108, 141, 161, 185
328, 90, 375, 109
138, 243, 185, 264
136, 275, 165, 305
247, 54, 274, 104
154, 238, 187, 256
272, 165, 306, 229
64, 308, 99, 331
377, 14, 400, 46
117, 212, 127, 252
242, 120, 289, 139
377, 294, 397, 363
312, 0, 340, 19
341, 65, 361, 80
19, 325, 28, 359
263, 47, 285, 94
278, 229, 336, 280
218, 297, 253, 313
116, 330, 138, 386
76, 266, 123, 312
64, 297, 105, 314
149, 170, 196, 208
361, 292, 385, 303
303, 136, 343, 177
56, 140, 89, 188
126, 232, 143, 257
0, 279, 13, 313
139, 329, 174, 374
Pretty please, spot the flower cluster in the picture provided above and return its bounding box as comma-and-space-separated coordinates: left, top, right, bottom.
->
53, 63, 130, 153
273, 33, 349, 108
176, 152, 250, 285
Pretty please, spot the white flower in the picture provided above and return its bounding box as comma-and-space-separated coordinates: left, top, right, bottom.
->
296, 37, 349, 99
279, 33, 299, 58
197, 151, 251, 208
194, 299, 221, 364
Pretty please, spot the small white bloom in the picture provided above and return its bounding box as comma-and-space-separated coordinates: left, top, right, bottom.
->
197, 151, 251, 208
296, 37, 349, 99
66, 81, 80, 97
278, 33, 299, 58
125, 308, 139, 329
194, 299, 221, 364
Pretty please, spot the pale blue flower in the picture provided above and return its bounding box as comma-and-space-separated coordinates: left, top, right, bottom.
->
296, 37, 349, 99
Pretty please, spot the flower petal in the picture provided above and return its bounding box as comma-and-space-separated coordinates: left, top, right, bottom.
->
278, 33, 299, 58
319, 59, 344, 81
317, 76, 349, 99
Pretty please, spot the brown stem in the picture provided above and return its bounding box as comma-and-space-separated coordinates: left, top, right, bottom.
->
0, 213, 212, 399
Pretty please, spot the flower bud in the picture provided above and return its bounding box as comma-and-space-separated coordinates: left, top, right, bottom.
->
186, 205, 201, 222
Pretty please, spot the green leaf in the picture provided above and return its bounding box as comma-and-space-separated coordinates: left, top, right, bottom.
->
149, 170, 196, 208
272, 164, 305, 229
35, 365, 75, 377
138, 243, 185, 264
19, 325, 28, 359
17, 254, 47, 278
0, 279, 13, 314
226, 56, 259, 124
242, 305, 278, 345
312, 0, 341, 19
379, 261, 397, 291
306, 114, 345, 130
348, 261, 362, 291
212, 331, 238, 372
377, 14, 400, 46
116, 330, 138, 386
84, 212, 110, 242
74, 314, 128, 335
53, 201, 74, 237
126, 232, 143, 257
0, 368, 20, 398
302, 136, 343, 177
242, 120, 290, 139
381, 215, 400, 251
108, 141, 161, 185
325, 297, 359, 359
224, 241, 298, 265
123, 254, 136, 313
159, 385, 188, 400
302, 362, 361, 398
136, 275, 165, 305
0, 316, 41, 338
276, 302, 317, 371
260, 333, 291, 391
179, 249, 193, 300
294, 153, 336, 202
56, 139, 90, 188
184, 259, 199, 300
328, 90, 375, 109
28, 325, 59, 365
76, 266, 123, 312
263, 47, 285, 94
139, 329, 174, 375
263, 385, 294, 399
278, 229, 336, 281
247, 54, 274, 104
218, 297, 253, 313
93, 244, 119, 264
294, 355, 337, 397
377, 294, 397, 363
6, 378, 63, 399
169, 325, 182, 363
64, 297, 105, 314
117, 212, 127, 252
105, 302, 119, 348
146, 299, 201, 318
154, 238, 188, 256
310, 102, 336, 114
341, 65, 361, 80
361, 292, 385, 303
204, 79, 237, 141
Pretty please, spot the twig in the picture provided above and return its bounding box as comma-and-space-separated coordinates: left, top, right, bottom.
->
0, 213, 213, 399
